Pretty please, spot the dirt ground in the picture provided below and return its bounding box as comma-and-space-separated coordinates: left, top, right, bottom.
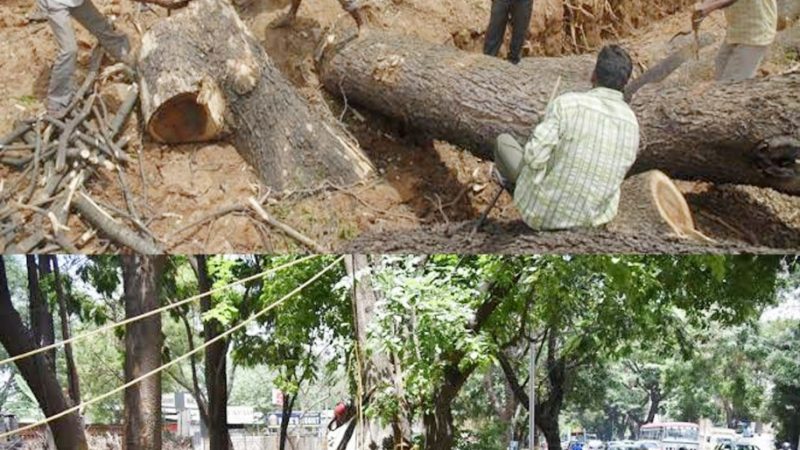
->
0, 0, 798, 253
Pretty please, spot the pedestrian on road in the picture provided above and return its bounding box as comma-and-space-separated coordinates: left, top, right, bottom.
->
483, 0, 534, 64
493, 45, 640, 230
693, 0, 778, 82
38, 0, 131, 118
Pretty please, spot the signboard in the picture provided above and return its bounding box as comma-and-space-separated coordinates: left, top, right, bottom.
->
272, 389, 284, 406
227, 406, 255, 425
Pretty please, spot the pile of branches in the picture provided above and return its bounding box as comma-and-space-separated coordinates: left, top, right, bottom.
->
0, 47, 161, 254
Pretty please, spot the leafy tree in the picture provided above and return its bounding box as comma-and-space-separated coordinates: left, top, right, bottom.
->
767, 320, 800, 447
226, 255, 350, 450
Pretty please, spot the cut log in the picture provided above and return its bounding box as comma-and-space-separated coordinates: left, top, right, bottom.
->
138, 0, 374, 191
609, 170, 710, 242
319, 30, 592, 159
318, 31, 800, 194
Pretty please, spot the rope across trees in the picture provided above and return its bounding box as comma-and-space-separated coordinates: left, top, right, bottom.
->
0, 255, 343, 441
0, 255, 316, 368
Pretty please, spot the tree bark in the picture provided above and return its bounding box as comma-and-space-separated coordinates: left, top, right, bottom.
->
318, 31, 800, 194
422, 366, 466, 450
138, 0, 374, 192
122, 255, 166, 450
50, 256, 81, 405
27, 256, 56, 374
279, 392, 296, 450
496, 331, 567, 450
343, 255, 396, 448
421, 277, 517, 449
196, 255, 232, 450
0, 258, 88, 450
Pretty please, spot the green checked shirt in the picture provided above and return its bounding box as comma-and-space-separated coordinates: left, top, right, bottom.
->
513, 87, 640, 230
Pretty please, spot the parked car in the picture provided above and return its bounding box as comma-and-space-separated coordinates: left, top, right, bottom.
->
608, 441, 640, 450
714, 444, 762, 450
586, 440, 605, 450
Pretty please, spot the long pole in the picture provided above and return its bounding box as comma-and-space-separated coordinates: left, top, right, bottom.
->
529, 336, 535, 450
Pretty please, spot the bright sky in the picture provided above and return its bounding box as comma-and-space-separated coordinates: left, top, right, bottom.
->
761, 283, 800, 321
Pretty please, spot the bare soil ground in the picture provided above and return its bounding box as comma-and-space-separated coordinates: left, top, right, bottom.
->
0, 0, 798, 253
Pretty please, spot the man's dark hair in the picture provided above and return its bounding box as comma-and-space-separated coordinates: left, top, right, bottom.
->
593, 45, 633, 92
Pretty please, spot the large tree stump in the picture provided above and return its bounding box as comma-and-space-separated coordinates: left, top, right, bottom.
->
609, 170, 710, 242
318, 31, 800, 194
138, 0, 374, 191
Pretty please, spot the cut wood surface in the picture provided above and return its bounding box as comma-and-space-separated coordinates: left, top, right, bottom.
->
609, 170, 710, 242
319, 31, 800, 194
138, 0, 374, 192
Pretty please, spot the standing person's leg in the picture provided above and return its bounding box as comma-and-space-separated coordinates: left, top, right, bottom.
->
44, 4, 78, 117
717, 44, 768, 82
69, 0, 129, 61
483, 0, 512, 57
274, 0, 302, 27
714, 42, 735, 81
508, 0, 533, 64
27, 0, 48, 23
494, 133, 525, 185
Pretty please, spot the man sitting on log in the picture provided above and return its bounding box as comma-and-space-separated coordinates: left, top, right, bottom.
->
493, 45, 640, 230
275, 0, 365, 28
483, 0, 534, 64
693, 0, 777, 82
38, 0, 131, 118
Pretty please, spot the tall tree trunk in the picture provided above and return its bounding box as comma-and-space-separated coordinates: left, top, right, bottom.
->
50, 256, 81, 405
122, 255, 166, 450
319, 31, 800, 194
423, 398, 455, 449
196, 255, 232, 450
279, 392, 296, 450
36, 257, 57, 372
390, 353, 413, 449
496, 331, 567, 450
421, 277, 514, 449
423, 372, 464, 450
344, 255, 397, 448
0, 258, 88, 450
27, 255, 56, 374
645, 388, 661, 424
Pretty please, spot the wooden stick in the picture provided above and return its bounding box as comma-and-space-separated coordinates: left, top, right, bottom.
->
22, 122, 43, 204
72, 191, 163, 254
109, 84, 139, 139
247, 197, 328, 253
132, 0, 190, 10
57, 94, 95, 172
63, 47, 104, 118
45, 117, 133, 164
165, 204, 246, 243
0, 123, 33, 148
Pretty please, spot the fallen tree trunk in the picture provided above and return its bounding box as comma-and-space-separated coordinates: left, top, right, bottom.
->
319, 31, 800, 194
319, 30, 592, 159
138, 0, 374, 192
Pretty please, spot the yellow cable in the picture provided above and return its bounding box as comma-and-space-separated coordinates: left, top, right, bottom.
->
0, 255, 317, 368
0, 255, 343, 441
